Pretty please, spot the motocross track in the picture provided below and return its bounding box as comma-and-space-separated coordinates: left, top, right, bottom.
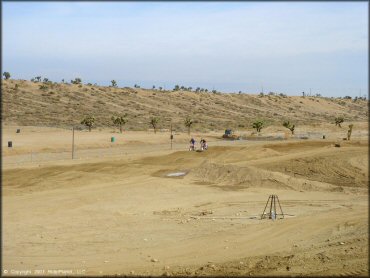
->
2, 129, 369, 276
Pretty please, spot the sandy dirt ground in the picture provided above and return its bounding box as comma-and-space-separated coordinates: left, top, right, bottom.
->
2, 125, 369, 276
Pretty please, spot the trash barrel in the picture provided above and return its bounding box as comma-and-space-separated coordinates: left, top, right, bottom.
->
323, 135, 326, 139
16, 129, 20, 133
8, 141, 12, 148
111, 137, 115, 142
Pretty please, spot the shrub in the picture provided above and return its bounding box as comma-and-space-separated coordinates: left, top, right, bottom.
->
39, 84, 48, 91
335, 117, 344, 127
283, 120, 295, 134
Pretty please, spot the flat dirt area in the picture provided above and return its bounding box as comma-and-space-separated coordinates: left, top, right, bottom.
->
2, 125, 368, 276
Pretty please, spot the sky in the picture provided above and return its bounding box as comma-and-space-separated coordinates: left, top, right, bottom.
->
2, 1, 368, 97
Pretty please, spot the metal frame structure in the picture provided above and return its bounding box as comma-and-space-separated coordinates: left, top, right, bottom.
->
260, 195, 284, 220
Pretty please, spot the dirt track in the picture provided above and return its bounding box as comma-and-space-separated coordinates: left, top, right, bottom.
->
2, 127, 369, 276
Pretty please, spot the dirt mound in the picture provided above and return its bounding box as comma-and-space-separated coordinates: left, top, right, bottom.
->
259, 147, 368, 188
264, 141, 333, 153
187, 162, 342, 192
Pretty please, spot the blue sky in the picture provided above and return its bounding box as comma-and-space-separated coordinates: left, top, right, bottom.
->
2, 2, 368, 97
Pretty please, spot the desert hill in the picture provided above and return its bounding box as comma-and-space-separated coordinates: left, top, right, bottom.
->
2, 79, 367, 131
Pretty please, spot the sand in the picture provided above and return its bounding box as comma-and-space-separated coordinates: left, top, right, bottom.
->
2, 126, 368, 276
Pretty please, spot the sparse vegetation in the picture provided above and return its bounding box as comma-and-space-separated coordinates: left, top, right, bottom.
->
150, 117, 159, 134
283, 120, 295, 134
81, 115, 95, 132
184, 117, 194, 135
335, 117, 344, 128
39, 84, 48, 91
3, 72, 11, 79
111, 114, 128, 133
252, 120, 264, 133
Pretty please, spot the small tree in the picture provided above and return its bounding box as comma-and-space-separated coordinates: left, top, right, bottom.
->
152, 85, 156, 89
173, 85, 180, 91
3, 72, 10, 79
252, 120, 264, 133
335, 117, 344, 128
71, 78, 82, 84
150, 117, 159, 134
184, 116, 193, 135
111, 114, 128, 133
283, 120, 295, 134
81, 115, 95, 132
35, 76, 42, 82
111, 80, 117, 87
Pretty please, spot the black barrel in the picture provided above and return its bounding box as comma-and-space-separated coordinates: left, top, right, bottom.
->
8, 141, 12, 148
16, 129, 20, 133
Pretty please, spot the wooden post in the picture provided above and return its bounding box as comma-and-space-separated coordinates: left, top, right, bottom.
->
72, 126, 75, 159
170, 123, 173, 150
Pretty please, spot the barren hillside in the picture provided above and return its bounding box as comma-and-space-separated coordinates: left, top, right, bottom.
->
2, 79, 367, 131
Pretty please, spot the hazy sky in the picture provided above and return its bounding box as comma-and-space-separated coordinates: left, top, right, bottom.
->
3, 1, 368, 97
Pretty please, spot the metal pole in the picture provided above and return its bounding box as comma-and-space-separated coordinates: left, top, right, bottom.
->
261, 196, 271, 219
277, 196, 284, 219
72, 126, 75, 159
269, 195, 273, 219
273, 195, 277, 219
